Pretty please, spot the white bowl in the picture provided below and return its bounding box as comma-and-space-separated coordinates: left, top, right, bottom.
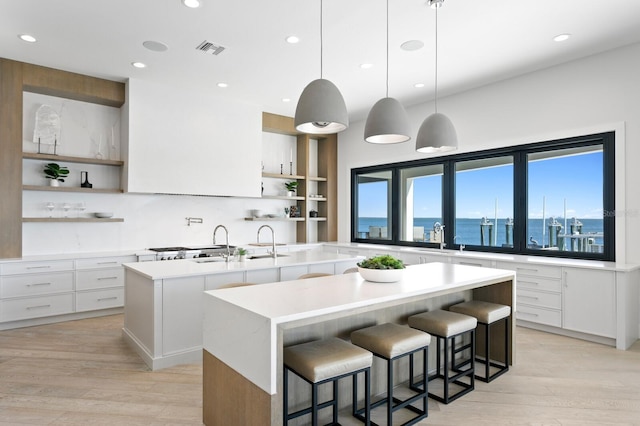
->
94, 212, 114, 218
357, 266, 404, 283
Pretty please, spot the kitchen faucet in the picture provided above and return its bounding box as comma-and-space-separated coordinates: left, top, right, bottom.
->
433, 222, 446, 250
257, 225, 277, 258
213, 224, 231, 261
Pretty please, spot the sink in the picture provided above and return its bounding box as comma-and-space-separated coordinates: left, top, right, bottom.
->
248, 254, 289, 260
190, 257, 227, 263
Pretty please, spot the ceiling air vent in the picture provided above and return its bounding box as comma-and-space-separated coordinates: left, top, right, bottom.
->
196, 40, 225, 55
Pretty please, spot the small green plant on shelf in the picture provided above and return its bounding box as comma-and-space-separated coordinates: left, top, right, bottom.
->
43, 163, 69, 186
237, 248, 248, 255
284, 181, 298, 192
357, 255, 406, 270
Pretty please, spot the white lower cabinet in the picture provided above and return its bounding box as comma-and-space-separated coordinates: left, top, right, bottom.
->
497, 261, 563, 328
162, 276, 205, 356
1, 293, 74, 322
246, 268, 279, 284
0, 254, 134, 328
205, 271, 245, 290
563, 268, 616, 338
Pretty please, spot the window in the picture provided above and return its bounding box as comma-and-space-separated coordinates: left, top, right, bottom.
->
526, 145, 605, 255
353, 170, 393, 241
351, 132, 614, 261
399, 164, 443, 243
454, 156, 514, 248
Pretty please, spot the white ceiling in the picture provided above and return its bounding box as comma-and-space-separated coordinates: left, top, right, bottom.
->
2, 0, 640, 122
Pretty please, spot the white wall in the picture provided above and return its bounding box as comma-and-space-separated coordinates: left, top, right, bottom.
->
21, 93, 296, 255
337, 42, 640, 264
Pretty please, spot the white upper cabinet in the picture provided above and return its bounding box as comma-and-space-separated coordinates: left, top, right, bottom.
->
123, 79, 262, 197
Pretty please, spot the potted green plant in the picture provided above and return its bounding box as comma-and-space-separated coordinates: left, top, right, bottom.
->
284, 181, 298, 197
357, 255, 406, 283
237, 247, 248, 261
43, 163, 69, 187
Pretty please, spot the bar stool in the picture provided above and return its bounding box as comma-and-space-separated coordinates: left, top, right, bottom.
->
283, 337, 373, 425
449, 300, 511, 382
408, 310, 477, 404
351, 323, 430, 426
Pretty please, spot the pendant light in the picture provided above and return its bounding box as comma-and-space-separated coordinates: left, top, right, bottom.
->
295, 0, 348, 134
415, 0, 458, 153
364, 0, 411, 144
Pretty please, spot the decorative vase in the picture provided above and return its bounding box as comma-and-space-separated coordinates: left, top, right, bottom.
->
49, 179, 60, 187
239, 255, 247, 262
287, 191, 294, 197
81, 171, 93, 188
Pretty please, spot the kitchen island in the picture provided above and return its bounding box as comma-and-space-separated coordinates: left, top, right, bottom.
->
202, 262, 516, 425
122, 250, 361, 370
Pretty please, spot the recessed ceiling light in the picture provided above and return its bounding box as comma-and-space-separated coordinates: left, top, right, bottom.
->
131, 62, 147, 68
182, 0, 201, 8
360, 63, 373, 69
18, 34, 37, 43
401, 40, 424, 51
217, 82, 228, 88
282, 98, 291, 103
414, 83, 425, 88
143, 40, 169, 52
553, 33, 571, 42
285, 35, 300, 44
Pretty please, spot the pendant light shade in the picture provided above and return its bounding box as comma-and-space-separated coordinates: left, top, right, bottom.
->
416, 0, 458, 153
415, 112, 458, 152
294, 0, 349, 134
364, 0, 411, 144
364, 97, 411, 143
295, 78, 348, 134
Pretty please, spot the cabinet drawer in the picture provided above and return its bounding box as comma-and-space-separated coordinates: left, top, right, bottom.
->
516, 305, 561, 327
517, 288, 561, 309
76, 268, 124, 290
509, 263, 561, 279
1, 293, 74, 322
516, 276, 561, 293
76, 288, 124, 312
452, 258, 493, 268
1, 271, 74, 298
0, 260, 74, 276
75, 256, 136, 270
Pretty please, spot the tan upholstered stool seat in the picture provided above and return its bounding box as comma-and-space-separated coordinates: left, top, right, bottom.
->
298, 272, 333, 279
408, 310, 477, 337
351, 323, 431, 359
284, 337, 373, 383
449, 300, 511, 324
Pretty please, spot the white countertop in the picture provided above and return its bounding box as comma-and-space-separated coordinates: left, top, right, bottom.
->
123, 250, 362, 280
326, 242, 640, 272
202, 262, 516, 394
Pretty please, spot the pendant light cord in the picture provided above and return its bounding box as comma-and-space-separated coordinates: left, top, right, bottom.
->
434, 5, 438, 113
320, 0, 324, 79
385, 0, 389, 97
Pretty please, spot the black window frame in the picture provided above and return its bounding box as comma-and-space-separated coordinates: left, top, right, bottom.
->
351, 131, 615, 261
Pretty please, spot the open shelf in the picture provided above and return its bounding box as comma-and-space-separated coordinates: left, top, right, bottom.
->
261, 195, 305, 201
23, 217, 124, 223
262, 172, 305, 180
23, 152, 124, 166
308, 176, 327, 182
244, 217, 305, 222
308, 217, 327, 222
23, 185, 123, 194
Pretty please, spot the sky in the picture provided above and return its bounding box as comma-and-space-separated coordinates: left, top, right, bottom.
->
358, 151, 603, 219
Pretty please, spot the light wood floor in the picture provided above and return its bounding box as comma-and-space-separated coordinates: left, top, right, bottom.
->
0, 314, 639, 425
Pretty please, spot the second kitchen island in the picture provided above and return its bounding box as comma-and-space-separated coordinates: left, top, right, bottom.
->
122, 250, 361, 370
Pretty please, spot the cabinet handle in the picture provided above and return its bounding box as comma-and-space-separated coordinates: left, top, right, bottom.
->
97, 276, 118, 280
516, 267, 538, 273
519, 295, 539, 300
26, 282, 52, 287
460, 262, 483, 267
519, 311, 539, 317
97, 261, 119, 265
26, 266, 51, 270
26, 304, 51, 310
518, 280, 539, 285
97, 296, 118, 301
